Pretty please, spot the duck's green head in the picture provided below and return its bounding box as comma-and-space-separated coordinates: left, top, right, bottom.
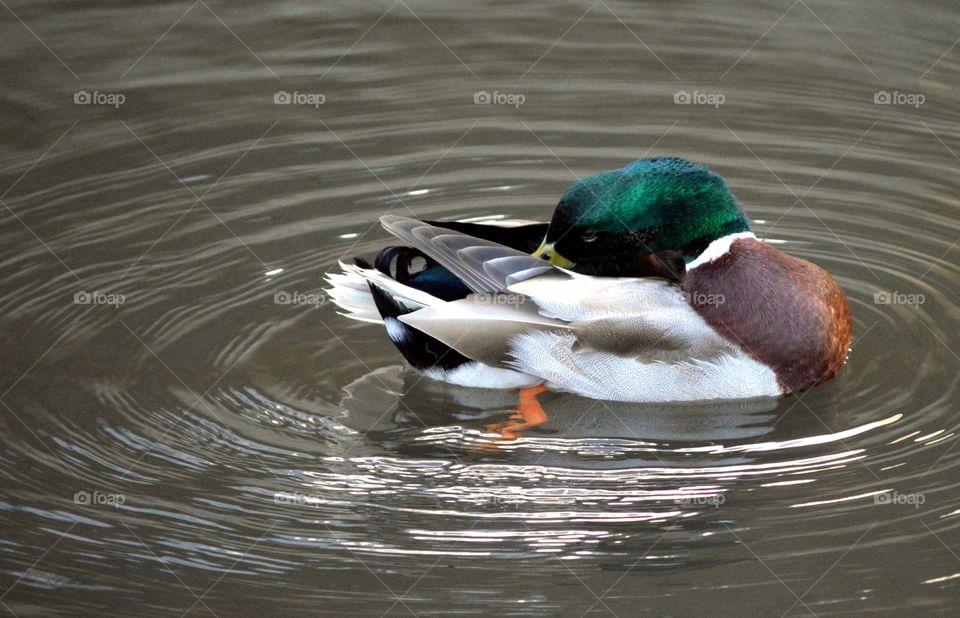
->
535, 157, 751, 274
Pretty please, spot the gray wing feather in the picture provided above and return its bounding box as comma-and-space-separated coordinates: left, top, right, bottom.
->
381, 215, 560, 293
399, 293, 571, 367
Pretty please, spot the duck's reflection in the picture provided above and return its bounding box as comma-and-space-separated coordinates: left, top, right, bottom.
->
483, 384, 549, 441
338, 365, 780, 446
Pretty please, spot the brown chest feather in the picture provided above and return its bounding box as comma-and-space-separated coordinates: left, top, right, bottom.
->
683, 238, 853, 394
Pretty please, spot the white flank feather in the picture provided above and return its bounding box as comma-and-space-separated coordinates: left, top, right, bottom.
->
508, 331, 782, 402
424, 362, 543, 389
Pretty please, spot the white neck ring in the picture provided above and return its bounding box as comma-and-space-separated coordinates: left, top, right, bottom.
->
687, 232, 757, 269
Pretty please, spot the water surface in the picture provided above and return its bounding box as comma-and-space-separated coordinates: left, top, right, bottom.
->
2, 0, 960, 615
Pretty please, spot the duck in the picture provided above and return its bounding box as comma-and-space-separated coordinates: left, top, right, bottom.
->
324, 157, 852, 403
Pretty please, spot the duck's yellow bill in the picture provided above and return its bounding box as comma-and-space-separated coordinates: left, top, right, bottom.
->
532, 239, 575, 269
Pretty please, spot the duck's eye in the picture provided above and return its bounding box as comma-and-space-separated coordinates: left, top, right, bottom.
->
581, 231, 598, 243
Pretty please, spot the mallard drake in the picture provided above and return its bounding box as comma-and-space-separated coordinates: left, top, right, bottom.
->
325, 157, 852, 402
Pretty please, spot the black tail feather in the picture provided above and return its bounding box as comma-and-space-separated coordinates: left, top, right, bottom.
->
373, 246, 436, 284
366, 281, 470, 372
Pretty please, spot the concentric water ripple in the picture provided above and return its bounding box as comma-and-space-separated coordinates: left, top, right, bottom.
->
4, 0, 960, 615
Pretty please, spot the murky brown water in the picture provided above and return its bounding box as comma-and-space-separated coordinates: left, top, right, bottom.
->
2, 0, 960, 615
